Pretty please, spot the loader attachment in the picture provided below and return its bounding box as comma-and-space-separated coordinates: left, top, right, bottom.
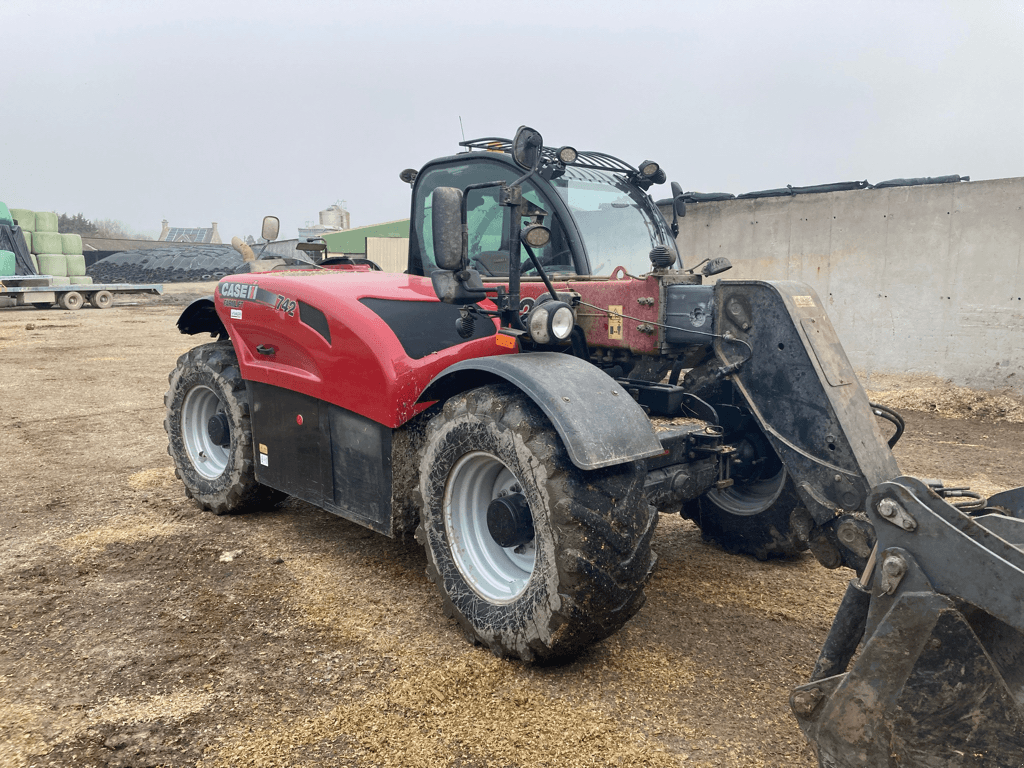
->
793, 476, 1024, 768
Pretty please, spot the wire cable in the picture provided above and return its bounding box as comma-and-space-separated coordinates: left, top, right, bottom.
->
575, 299, 754, 375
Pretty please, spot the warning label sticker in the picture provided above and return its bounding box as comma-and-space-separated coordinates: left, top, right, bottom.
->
793, 295, 815, 308
608, 305, 623, 340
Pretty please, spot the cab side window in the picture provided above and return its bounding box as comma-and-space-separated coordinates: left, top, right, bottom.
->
412, 160, 575, 277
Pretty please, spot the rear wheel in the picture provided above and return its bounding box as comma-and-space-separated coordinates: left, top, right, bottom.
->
683, 429, 809, 559
418, 383, 657, 661
90, 290, 113, 309
164, 341, 285, 514
57, 291, 83, 311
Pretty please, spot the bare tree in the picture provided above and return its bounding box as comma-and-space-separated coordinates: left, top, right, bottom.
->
92, 219, 153, 240
57, 214, 154, 240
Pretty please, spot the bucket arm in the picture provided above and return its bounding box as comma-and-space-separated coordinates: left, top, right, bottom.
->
698, 281, 1024, 763
792, 477, 1024, 767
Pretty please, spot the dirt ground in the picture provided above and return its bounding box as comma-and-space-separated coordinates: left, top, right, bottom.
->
2, 286, 1023, 768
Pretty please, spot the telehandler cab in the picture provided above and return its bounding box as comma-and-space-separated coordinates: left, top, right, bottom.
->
169, 126, 1024, 767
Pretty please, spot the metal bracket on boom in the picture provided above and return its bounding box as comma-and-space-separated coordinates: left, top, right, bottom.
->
792, 476, 1024, 768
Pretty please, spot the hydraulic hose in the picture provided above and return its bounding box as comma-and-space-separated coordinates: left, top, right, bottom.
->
870, 402, 905, 448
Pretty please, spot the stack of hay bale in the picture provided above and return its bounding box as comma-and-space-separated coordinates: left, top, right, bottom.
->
10, 208, 92, 287
0, 202, 16, 276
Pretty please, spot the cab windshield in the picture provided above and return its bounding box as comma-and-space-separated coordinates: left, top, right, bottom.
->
551, 167, 679, 275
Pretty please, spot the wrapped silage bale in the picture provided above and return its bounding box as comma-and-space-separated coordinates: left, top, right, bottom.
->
0, 203, 13, 227
22, 230, 32, 254
65, 254, 87, 276
61, 233, 83, 255
34, 211, 59, 232
0, 250, 15, 276
11, 208, 35, 231
33, 231, 63, 254
50, 275, 71, 286
37, 253, 68, 276
71, 275, 93, 285
30, 253, 39, 271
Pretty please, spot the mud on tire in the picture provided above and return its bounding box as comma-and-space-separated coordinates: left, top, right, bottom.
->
164, 341, 285, 514
417, 383, 657, 661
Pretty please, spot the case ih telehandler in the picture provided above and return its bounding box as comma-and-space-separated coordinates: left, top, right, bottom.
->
168, 127, 1024, 767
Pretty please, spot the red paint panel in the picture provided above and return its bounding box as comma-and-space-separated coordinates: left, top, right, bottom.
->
215, 272, 512, 428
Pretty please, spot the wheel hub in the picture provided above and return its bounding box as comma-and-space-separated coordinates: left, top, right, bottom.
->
487, 493, 534, 549
207, 413, 231, 447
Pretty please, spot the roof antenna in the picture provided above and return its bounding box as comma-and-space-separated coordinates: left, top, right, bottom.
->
459, 116, 466, 144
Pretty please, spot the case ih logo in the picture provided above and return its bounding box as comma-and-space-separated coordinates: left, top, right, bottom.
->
220, 282, 259, 300
219, 281, 296, 317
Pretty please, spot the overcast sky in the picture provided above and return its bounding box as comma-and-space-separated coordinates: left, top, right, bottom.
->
4, 0, 1023, 241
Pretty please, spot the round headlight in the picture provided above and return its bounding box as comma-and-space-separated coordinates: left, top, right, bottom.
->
528, 306, 551, 344
521, 224, 551, 249
526, 300, 574, 345
550, 304, 574, 340
557, 146, 578, 164
639, 160, 660, 178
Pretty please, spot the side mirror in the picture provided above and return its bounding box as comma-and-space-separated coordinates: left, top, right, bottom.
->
262, 216, 280, 242
431, 187, 465, 270
429, 186, 487, 306
671, 181, 686, 217
512, 126, 544, 171
669, 181, 686, 237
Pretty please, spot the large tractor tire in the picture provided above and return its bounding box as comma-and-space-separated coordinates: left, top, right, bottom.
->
164, 341, 286, 514
683, 472, 809, 560
417, 383, 657, 661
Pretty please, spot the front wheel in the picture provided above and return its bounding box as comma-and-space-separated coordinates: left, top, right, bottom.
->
417, 384, 657, 661
682, 429, 809, 560
164, 341, 285, 514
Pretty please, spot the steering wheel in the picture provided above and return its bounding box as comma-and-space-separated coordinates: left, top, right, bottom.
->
521, 250, 574, 275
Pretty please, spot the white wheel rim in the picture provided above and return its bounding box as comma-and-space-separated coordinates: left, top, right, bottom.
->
443, 451, 536, 603
181, 385, 230, 480
707, 467, 787, 516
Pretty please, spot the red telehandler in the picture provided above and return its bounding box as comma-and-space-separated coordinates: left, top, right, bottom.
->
168, 126, 1024, 767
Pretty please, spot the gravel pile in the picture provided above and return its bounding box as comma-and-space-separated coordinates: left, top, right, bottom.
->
87, 246, 245, 284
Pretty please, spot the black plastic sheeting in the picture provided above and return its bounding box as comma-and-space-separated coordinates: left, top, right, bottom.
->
0, 224, 37, 275
685, 192, 736, 203
737, 187, 796, 199
88, 246, 246, 284
657, 174, 968, 206
873, 174, 969, 189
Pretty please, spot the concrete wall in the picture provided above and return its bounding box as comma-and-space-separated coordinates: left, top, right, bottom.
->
668, 178, 1024, 394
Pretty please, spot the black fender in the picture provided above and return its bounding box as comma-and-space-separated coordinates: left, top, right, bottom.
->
177, 296, 227, 338
419, 352, 664, 470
